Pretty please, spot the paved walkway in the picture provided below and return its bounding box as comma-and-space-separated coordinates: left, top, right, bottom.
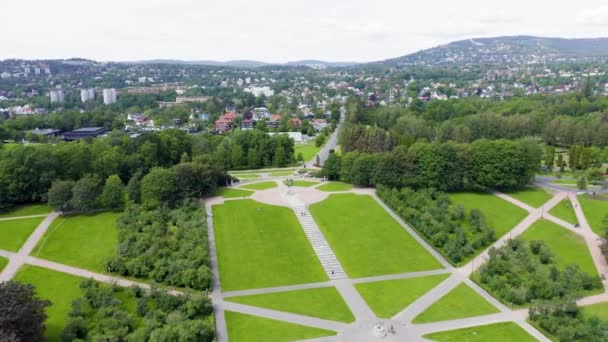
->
1, 183, 604, 342
205, 184, 594, 341
0, 214, 50, 221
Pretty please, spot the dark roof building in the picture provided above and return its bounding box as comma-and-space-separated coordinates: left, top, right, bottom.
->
63, 127, 107, 140
30, 128, 61, 137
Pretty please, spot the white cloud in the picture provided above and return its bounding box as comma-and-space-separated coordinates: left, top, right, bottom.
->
0, 0, 607, 62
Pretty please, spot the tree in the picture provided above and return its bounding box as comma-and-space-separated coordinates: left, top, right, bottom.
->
70, 175, 102, 212
322, 153, 342, 180
126, 172, 143, 203
141, 167, 176, 208
47, 180, 75, 211
274, 145, 287, 167
556, 153, 565, 173
0, 281, 51, 342
577, 176, 588, 190
544, 146, 555, 171
101, 175, 126, 211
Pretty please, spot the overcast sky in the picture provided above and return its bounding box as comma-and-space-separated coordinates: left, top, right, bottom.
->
2, 0, 608, 62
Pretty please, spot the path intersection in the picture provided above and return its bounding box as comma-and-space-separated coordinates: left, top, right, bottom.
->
0, 176, 606, 341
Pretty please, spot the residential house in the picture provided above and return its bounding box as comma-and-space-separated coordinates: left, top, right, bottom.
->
241, 119, 255, 130
312, 119, 329, 132
266, 114, 282, 129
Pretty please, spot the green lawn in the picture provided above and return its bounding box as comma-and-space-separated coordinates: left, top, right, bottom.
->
232, 173, 261, 180
213, 199, 327, 291
217, 187, 254, 198
32, 212, 119, 273
295, 141, 322, 161
268, 171, 294, 177
0, 204, 51, 218
583, 302, 608, 321
424, 322, 537, 342
355, 274, 450, 318
520, 219, 598, 276
225, 311, 336, 342
413, 283, 500, 323
291, 180, 318, 187
549, 199, 578, 225
450, 192, 528, 238
239, 181, 278, 191
316, 182, 353, 192
226, 287, 354, 323
14, 265, 86, 341
0, 217, 44, 251
0, 256, 7, 271
309, 194, 442, 278
579, 195, 608, 236
505, 187, 553, 208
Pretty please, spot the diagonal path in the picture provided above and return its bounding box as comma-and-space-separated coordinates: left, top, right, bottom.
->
0, 214, 50, 221
0, 211, 59, 281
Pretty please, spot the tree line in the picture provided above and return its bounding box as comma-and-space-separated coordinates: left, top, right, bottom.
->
478, 239, 602, 306
324, 139, 541, 191
377, 186, 495, 264
62, 280, 214, 341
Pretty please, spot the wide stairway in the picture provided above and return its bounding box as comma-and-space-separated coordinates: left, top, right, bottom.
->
292, 205, 347, 280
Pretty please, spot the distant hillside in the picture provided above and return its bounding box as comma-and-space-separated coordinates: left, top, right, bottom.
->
124, 59, 358, 68
379, 36, 608, 66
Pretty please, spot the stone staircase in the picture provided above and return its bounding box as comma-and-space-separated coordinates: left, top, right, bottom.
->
292, 205, 347, 280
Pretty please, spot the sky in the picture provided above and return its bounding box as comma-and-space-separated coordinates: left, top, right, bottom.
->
2, 0, 608, 63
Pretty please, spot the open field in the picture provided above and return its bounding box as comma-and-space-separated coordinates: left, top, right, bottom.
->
423, 322, 537, 342
0, 204, 51, 218
217, 187, 254, 198
213, 199, 327, 291
226, 287, 355, 323
295, 141, 321, 161
413, 283, 500, 323
239, 181, 278, 191
291, 180, 318, 187
13, 265, 85, 341
583, 302, 608, 321
231, 168, 297, 174
505, 186, 552, 208
579, 195, 608, 236
32, 212, 119, 273
355, 274, 450, 318
316, 182, 353, 192
309, 194, 442, 278
520, 219, 598, 276
225, 311, 336, 342
549, 199, 578, 225
267, 171, 295, 177
450, 192, 528, 238
0, 217, 44, 251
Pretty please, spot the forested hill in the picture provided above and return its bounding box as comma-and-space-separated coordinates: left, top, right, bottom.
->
378, 36, 608, 66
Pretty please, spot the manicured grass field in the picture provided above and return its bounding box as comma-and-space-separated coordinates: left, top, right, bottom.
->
213, 199, 327, 291
450, 192, 528, 238
355, 274, 450, 318
218, 187, 254, 198
0, 217, 44, 251
32, 212, 119, 273
268, 171, 294, 177
424, 322, 537, 342
309, 194, 442, 278
520, 219, 598, 276
225, 311, 336, 342
226, 287, 354, 323
583, 302, 608, 321
413, 283, 500, 323
505, 186, 552, 208
240, 181, 278, 191
549, 199, 578, 225
316, 182, 353, 192
291, 180, 318, 187
0, 256, 7, 271
14, 265, 85, 341
0, 204, 51, 218
233, 173, 261, 180
579, 195, 608, 236
295, 141, 322, 161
